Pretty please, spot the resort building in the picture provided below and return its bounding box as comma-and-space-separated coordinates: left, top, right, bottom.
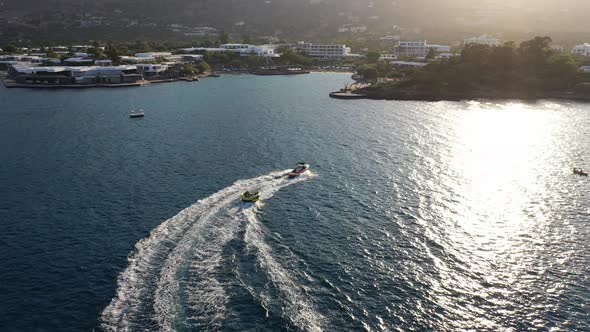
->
177, 45, 278, 57
95, 60, 112, 66
219, 44, 278, 57
9, 64, 142, 85
63, 57, 95, 65
395, 41, 451, 58
379, 53, 398, 61
572, 44, 590, 57
464, 35, 500, 47
121, 52, 184, 64
291, 42, 359, 59
135, 64, 169, 77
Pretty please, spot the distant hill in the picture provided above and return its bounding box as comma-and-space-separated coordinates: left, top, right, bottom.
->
2, 0, 590, 43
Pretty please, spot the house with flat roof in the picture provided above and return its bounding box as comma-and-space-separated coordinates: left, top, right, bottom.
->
291, 42, 361, 59
464, 35, 500, 47
572, 44, 590, 56
395, 41, 451, 58
9, 64, 142, 85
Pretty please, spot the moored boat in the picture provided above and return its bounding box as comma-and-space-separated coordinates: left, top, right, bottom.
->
129, 109, 144, 118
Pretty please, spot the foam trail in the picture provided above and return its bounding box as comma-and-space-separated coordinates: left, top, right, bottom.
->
100, 170, 290, 331
243, 174, 325, 331
155, 172, 313, 330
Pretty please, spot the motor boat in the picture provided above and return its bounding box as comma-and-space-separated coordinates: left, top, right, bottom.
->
288, 163, 310, 178
241, 191, 261, 202
574, 168, 589, 176
129, 109, 144, 118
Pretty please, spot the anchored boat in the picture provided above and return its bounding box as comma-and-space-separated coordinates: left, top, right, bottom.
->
129, 109, 144, 118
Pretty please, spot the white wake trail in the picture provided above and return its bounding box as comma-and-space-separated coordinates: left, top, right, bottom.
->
100, 170, 289, 331
243, 173, 325, 332
154, 172, 315, 330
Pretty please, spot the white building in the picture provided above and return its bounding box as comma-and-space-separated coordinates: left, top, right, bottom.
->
95, 59, 112, 66
379, 53, 398, 61
395, 41, 451, 58
338, 25, 367, 33
464, 35, 500, 47
136, 64, 169, 76
292, 42, 359, 59
220, 44, 278, 57
572, 44, 590, 57
391, 61, 428, 68
63, 57, 95, 65
10, 64, 142, 84
121, 52, 184, 64
177, 45, 278, 57
579, 66, 590, 73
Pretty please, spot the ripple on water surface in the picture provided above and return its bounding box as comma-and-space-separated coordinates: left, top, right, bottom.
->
0, 76, 589, 331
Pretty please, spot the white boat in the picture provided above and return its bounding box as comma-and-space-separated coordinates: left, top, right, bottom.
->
129, 109, 144, 118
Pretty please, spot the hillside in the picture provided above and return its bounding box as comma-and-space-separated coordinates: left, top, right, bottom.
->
2, 0, 590, 43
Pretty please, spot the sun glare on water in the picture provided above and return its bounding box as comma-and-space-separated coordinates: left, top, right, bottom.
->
417, 101, 582, 329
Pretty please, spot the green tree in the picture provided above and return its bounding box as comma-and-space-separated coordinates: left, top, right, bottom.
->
366, 51, 380, 63
3, 43, 21, 54
46, 49, 59, 59
220, 32, 229, 44
519, 36, 553, 69
105, 43, 120, 63
425, 48, 436, 60
357, 64, 378, 80
197, 61, 211, 73
134, 40, 151, 53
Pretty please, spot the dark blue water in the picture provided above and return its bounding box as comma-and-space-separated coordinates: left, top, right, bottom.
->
1, 73, 590, 331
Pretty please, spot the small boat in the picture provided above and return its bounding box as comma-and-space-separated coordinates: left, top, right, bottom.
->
288, 163, 310, 178
574, 168, 589, 176
129, 109, 144, 118
207, 74, 221, 78
241, 191, 261, 202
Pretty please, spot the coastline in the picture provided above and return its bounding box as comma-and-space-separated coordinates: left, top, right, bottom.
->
1, 70, 353, 90
346, 88, 590, 103
1, 75, 205, 89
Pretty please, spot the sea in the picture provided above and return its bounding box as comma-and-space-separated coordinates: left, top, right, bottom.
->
1, 73, 589, 331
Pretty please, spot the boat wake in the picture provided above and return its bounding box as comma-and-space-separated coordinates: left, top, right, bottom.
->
100, 169, 321, 331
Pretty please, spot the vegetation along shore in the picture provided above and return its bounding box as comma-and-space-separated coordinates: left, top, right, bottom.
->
352, 37, 590, 102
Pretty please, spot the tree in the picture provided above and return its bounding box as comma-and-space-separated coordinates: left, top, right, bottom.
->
242, 34, 251, 44
46, 49, 59, 59
366, 51, 380, 63
357, 64, 378, 80
197, 61, 211, 73
155, 56, 168, 64
134, 40, 151, 53
105, 43, 120, 63
519, 36, 553, 69
3, 43, 20, 54
220, 32, 229, 44
425, 48, 436, 60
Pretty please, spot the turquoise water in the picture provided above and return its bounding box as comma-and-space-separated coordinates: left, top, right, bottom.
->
1, 73, 589, 331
